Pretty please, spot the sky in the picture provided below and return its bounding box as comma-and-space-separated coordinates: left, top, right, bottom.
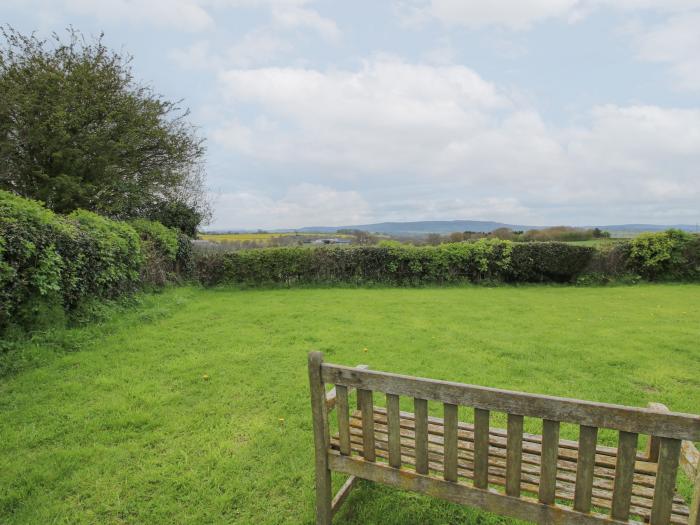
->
2, 1, 700, 230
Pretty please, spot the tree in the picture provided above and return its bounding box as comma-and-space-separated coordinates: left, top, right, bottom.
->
491, 227, 515, 240
426, 233, 442, 246
145, 200, 204, 237
0, 27, 209, 227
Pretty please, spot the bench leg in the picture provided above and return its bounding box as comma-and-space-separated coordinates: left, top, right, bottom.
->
691, 469, 700, 525
309, 352, 333, 525
314, 461, 333, 525
331, 475, 358, 517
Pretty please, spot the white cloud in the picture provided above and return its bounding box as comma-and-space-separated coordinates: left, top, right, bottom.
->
171, 30, 292, 70
63, 0, 214, 31
629, 12, 700, 91
401, 0, 700, 29
209, 184, 371, 229
9, 0, 339, 38
211, 58, 700, 227
269, 4, 340, 41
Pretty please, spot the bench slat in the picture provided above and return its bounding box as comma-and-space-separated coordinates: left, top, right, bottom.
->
332, 434, 690, 524
387, 393, 401, 468
540, 419, 561, 504
651, 438, 682, 525
444, 403, 458, 482
611, 431, 639, 521
328, 451, 639, 525
574, 425, 599, 513
336, 385, 351, 456
474, 408, 490, 489
358, 389, 375, 462
415, 398, 429, 475
322, 364, 700, 441
506, 414, 524, 497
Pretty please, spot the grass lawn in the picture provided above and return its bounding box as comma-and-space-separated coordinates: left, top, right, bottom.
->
1, 284, 700, 524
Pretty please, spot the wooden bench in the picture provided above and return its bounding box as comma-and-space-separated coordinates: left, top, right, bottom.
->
308, 352, 700, 525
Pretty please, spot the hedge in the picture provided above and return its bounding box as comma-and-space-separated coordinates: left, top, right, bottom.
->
0, 190, 191, 333
195, 240, 597, 287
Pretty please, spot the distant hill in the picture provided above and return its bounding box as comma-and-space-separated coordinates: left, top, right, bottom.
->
206, 221, 698, 236
294, 220, 532, 235
291, 220, 698, 236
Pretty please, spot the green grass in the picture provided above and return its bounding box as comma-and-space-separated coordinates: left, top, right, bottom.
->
2, 284, 700, 524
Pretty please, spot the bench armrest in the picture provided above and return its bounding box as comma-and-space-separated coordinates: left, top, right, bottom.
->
645, 401, 699, 480
326, 364, 369, 410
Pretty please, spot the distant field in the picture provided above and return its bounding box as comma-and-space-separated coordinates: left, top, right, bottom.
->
563, 238, 629, 247
2, 284, 699, 524
201, 232, 352, 243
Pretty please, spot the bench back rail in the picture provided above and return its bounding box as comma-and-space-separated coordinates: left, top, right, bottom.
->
310, 352, 700, 525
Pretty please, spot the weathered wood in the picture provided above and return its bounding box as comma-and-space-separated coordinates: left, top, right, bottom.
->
328, 451, 638, 525
332, 434, 691, 524
540, 419, 561, 504
575, 425, 599, 513
690, 468, 700, 525
444, 403, 458, 482
308, 352, 333, 525
358, 388, 375, 462
326, 365, 369, 410
336, 385, 351, 456
322, 365, 700, 441
474, 408, 490, 489
368, 406, 660, 479
415, 398, 429, 475
316, 357, 699, 525
682, 441, 699, 481
506, 413, 524, 497
651, 438, 682, 525
645, 402, 699, 480
349, 409, 681, 502
646, 402, 670, 462
333, 418, 693, 520
331, 475, 359, 517
387, 393, 401, 468
325, 387, 337, 410
611, 431, 639, 521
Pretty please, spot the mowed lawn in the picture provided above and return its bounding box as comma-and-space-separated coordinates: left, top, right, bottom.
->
1, 285, 700, 524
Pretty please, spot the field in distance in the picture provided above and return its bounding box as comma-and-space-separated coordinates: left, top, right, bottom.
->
199, 232, 352, 243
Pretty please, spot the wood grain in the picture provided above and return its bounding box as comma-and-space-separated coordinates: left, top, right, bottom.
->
322, 364, 700, 440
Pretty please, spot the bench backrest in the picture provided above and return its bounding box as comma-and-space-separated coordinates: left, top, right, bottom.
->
311, 352, 700, 524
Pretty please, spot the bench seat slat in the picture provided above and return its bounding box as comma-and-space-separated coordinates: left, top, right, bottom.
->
362, 408, 672, 489
341, 409, 691, 514
328, 450, 653, 525
330, 408, 692, 524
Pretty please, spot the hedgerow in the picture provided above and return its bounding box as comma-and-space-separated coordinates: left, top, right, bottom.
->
0, 191, 188, 334
626, 229, 700, 280
195, 240, 595, 287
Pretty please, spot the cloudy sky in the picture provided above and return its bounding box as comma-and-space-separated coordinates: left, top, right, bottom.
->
3, 1, 700, 229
